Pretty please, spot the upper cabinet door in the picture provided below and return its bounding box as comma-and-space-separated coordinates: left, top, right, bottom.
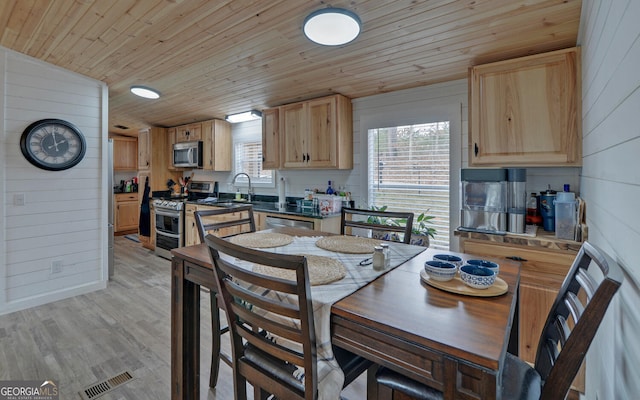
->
261, 108, 280, 170
307, 96, 337, 168
202, 119, 231, 171
137, 129, 150, 170
281, 102, 308, 168
112, 136, 138, 170
176, 123, 202, 143
277, 94, 352, 170
469, 47, 581, 166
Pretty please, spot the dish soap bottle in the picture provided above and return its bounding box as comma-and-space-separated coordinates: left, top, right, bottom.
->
235, 188, 241, 200
326, 180, 334, 195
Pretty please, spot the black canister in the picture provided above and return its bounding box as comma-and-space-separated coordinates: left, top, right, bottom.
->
539, 188, 557, 231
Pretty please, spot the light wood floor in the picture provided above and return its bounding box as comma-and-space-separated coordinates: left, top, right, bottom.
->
0, 236, 366, 399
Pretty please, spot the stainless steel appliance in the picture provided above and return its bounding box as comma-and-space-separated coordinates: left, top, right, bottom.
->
265, 216, 314, 230
108, 139, 114, 278
153, 200, 184, 259
188, 179, 218, 202
507, 168, 527, 234
173, 140, 203, 168
460, 168, 508, 234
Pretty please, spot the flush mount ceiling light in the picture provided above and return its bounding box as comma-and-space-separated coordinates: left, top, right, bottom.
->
303, 7, 361, 46
130, 85, 160, 99
225, 110, 262, 123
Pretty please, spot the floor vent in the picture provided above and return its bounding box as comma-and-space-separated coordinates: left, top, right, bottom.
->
79, 371, 135, 400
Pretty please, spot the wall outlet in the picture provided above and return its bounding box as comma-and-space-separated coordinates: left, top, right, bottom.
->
14, 193, 25, 206
51, 260, 63, 274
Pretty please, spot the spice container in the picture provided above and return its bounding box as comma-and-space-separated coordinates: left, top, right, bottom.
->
380, 243, 391, 268
373, 246, 385, 271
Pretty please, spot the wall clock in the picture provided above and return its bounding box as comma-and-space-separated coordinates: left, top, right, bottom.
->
20, 119, 87, 171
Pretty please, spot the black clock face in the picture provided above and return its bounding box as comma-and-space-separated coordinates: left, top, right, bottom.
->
20, 119, 87, 171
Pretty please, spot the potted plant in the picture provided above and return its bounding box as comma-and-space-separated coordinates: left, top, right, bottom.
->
367, 205, 402, 242
409, 212, 437, 247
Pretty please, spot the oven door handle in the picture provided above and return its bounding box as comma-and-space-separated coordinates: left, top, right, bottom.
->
155, 228, 181, 238
155, 209, 181, 218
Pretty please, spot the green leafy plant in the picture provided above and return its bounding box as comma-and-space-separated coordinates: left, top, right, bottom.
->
366, 205, 390, 225
412, 212, 437, 238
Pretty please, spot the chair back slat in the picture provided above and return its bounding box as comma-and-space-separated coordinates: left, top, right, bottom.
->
195, 205, 256, 241
230, 301, 303, 344
563, 291, 584, 324
236, 324, 306, 367
551, 315, 571, 347
205, 233, 318, 399
341, 207, 415, 244
225, 280, 301, 319
575, 268, 597, 300
536, 242, 623, 400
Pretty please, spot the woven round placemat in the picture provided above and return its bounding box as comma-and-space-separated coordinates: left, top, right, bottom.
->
315, 235, 385, 254
253, 255, 346, 286
228, 232, 293, 248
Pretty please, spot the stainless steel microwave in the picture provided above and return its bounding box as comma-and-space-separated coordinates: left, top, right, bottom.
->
173, 141, 203, 168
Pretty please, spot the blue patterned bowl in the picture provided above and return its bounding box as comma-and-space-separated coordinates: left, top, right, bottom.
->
433, 254, 463, 268
424, 260, 457, 281
459, 265, 496, 289
466, 259, 500, 275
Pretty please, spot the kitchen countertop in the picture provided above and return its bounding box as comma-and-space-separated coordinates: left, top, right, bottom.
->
454, 228, 583, 252
184, 199, 340, 219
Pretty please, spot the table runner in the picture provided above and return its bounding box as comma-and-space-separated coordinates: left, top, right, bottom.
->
220, 235, 426, 400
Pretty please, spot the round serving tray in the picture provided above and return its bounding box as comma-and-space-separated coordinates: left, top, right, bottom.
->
420, 269, 508, 297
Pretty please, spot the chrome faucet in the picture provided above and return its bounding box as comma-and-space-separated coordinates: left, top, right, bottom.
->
232, 172, 253, 202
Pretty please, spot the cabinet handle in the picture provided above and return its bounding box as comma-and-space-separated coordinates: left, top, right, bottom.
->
306, 153, 310, 162
262, 156, 265, 162
474, 143, 479, 157
506, 256, 527, 262
302, 153, 306, 162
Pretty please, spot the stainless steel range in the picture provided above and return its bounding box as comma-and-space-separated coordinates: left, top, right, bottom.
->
153, 199, 184, 260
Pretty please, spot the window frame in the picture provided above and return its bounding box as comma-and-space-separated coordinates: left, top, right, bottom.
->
359, 104, 462, 250
232, 120, 275, 189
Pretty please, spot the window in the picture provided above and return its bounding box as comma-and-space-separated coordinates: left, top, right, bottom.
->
234, 141, 273, 185
368, 122, 450, 249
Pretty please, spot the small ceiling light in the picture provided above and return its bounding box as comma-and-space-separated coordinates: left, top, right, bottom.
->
130, 85, 160, 99
303, 8, 361, 46
225, 110, 262, 123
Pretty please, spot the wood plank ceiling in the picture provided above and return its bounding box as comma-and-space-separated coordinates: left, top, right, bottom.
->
0, 0, 581, 135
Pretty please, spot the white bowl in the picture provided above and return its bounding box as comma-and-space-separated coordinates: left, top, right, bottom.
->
459, 265, 496, 289
466, 259, 499, 275
424, 260, 457, 281
432, 254, 463, 268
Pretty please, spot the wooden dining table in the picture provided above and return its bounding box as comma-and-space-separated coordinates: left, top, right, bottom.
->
170, 228, 520, 400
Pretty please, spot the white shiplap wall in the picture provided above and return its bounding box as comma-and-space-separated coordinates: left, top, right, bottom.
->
0, 47, 108, 315
578, 0, 640, 399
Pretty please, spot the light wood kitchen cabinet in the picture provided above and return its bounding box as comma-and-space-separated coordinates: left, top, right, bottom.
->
141, 127, 180, 192
185, 204, 253, 246
202, 119, 232, 171
261, 108, 280, 169
137, 129, 150, 170
175, 122, 202, 143
112, 136, 138, 170
469, 47, 581, 166
184, 204, 199, 247
280, 94, 353, 169
458, 234, 584, 394
114, 193, 139, 232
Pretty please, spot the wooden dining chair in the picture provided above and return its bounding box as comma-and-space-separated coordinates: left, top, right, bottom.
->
341, 207, 415, 244
374, 241, 623, 400
194, 205, 256, 388
204, 233, 371, 400
195, 204, 256, 241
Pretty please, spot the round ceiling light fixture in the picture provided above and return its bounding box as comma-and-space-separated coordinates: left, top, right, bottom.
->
303, 8, 361, 46
130, 85, 160, 99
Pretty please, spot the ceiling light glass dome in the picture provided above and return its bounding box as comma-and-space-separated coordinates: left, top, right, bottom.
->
303, 8, 361, 46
